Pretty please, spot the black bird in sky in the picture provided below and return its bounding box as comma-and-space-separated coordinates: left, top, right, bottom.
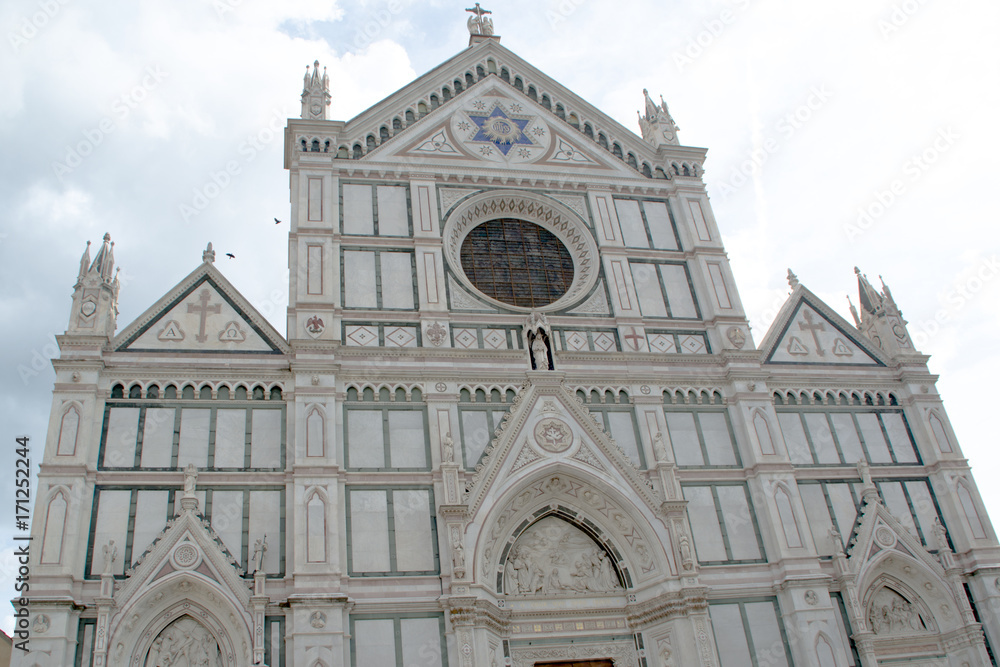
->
274, 218, 282, 224
226, 253, 235, 259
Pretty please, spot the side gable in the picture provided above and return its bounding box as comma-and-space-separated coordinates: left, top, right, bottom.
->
760, 286, 887, 367
112, 261, 289, 355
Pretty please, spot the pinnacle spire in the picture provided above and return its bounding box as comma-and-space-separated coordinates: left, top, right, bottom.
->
855, 267, 881, 315
637, 88, 680, 147
853, 266, 915, 355
300, 59, 331, 120
203, 242, 216, 264
847, 295, 861, 328
78, 240, 92, 282
90, 233, 116, 283
786, 268, 799, 290
67, 233, 120, 338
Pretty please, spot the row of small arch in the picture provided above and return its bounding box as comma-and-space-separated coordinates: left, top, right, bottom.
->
324, 57, 670, 179
344, 383, 423, 402
109, 382, 284, 401
663, 389, 725, 405
576, 389, 631, 405
772, 390, 899, 406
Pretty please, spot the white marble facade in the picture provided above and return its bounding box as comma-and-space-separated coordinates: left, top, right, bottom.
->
18, 19, 1000, 667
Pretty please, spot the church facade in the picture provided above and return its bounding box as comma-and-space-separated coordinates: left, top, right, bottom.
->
19, 13, 1000, 667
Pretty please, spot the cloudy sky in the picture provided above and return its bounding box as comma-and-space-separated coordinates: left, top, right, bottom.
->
1, 0, 997, 634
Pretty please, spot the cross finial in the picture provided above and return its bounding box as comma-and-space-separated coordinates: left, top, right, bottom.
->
466, 3, 495, 38
466, 3, 491, 18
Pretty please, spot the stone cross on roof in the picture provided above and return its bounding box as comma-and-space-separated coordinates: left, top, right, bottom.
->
466, 3, 494, 36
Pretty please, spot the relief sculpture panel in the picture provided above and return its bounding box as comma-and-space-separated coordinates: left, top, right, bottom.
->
504, 517, 620, 595
144, 616, 223, 667
867, 588, 928, 636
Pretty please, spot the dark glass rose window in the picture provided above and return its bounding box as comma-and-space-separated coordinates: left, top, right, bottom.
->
460, 219, 574, 308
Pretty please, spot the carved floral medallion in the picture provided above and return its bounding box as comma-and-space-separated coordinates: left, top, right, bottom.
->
533, 417, 572, 453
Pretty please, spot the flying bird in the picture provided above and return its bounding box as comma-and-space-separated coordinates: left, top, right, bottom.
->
226, 253, 235, 259
274, 218, 282, 224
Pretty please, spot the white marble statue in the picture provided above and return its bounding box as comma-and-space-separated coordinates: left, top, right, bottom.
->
183, 463, 198, 498
531, 333, 550, 371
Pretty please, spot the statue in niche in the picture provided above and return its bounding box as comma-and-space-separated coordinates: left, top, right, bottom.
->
867, 588, 926, 636
531, 332, 551, 370
504, 517, 622, 596
652, 431, 668, 462
523, 312, 553, 371
442, 432, 455, 463
145, 616, 223, 667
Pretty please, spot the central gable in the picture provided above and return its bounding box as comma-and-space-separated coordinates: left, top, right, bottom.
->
374, 79, 634, 176
336, 39, 698, 177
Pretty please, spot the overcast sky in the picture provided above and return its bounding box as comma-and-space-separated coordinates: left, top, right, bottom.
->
1, 0, 997, 635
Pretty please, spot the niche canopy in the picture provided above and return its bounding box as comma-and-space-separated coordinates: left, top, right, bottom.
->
443, 191, 599, 312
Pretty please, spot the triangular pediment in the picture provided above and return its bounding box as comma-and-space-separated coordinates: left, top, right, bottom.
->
761, 287, 886, 366
843, 488, 946, 583
338, 40, 703, 177
370, 78, 637, 176
112, 261, 288, 354
464, 377, 661, 517
112, 497, 250, 616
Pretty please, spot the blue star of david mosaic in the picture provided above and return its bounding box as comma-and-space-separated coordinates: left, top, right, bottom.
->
466, 106, 534, 155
